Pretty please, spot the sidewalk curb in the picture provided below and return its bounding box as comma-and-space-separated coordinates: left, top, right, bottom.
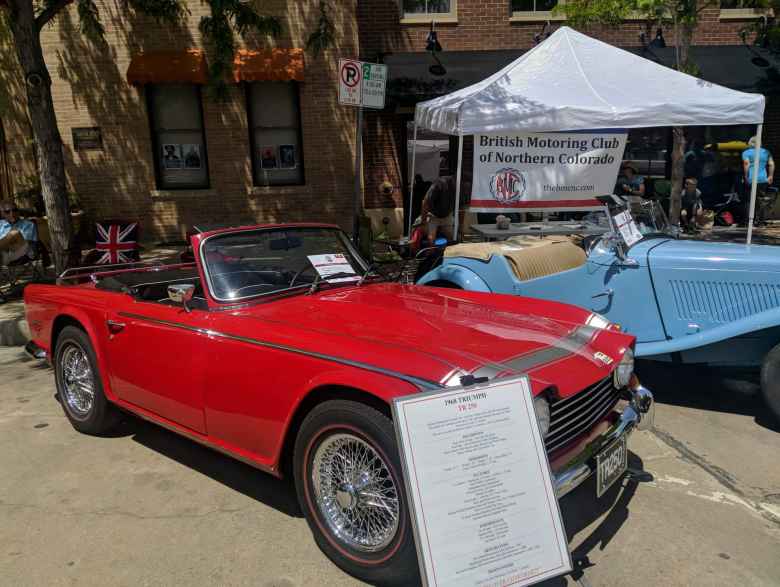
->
0, 316, 29, 346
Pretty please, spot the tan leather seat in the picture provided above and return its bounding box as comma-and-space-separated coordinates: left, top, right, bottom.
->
444, 236, 586, 281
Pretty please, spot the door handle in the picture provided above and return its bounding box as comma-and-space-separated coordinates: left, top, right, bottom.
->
592, 288, 614, 299
107, 320, 126, 334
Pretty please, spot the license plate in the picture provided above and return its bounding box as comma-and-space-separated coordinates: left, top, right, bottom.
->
596, 435, 628, 498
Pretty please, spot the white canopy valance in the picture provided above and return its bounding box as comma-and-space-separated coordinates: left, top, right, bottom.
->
414, 27, 765, 136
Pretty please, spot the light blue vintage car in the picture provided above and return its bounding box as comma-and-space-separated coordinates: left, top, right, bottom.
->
418, 200, 780, 423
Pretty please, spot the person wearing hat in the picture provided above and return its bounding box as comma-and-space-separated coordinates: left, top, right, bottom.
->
617, 162, 645, 203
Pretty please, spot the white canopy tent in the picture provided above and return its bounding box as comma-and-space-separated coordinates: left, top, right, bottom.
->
409, 26, 766, 242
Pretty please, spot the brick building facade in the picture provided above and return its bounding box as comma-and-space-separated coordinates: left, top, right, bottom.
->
357, 1, 779, 229
0, 1, 776, 243
0, 1, 360, 243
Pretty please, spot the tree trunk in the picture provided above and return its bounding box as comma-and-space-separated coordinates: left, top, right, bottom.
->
7, 0, 76, 273
667, 23, 695, 226
669, 127, 685, 225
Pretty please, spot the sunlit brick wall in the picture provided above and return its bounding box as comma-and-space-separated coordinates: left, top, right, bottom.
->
1, 0, 360, 242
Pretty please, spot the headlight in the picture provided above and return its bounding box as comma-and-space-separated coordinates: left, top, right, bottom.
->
533, 395, 551, 438
613, 348, 635, 388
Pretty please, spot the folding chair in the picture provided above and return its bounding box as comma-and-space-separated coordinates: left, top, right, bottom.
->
0, 219, 49, 302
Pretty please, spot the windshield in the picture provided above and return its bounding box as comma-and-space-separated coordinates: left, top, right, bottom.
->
201, 227, 366, 302
627, 199, 671, 237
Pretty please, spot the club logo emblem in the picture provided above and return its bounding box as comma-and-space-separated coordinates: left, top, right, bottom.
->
489, 168, 527, 203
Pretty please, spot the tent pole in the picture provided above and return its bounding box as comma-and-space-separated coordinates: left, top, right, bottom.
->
747, 123, 763, 245
453, 135, 464, 241
407, 120, 419, 237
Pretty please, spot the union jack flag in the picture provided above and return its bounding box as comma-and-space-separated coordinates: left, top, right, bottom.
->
95, 222, 139, 264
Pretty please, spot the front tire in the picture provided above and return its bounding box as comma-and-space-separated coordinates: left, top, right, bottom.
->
761, 344, 780, 425
293, 400, 419, 586
54, 326, 119, 435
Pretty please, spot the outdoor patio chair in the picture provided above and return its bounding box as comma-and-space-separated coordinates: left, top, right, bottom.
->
0, 222, 50, 302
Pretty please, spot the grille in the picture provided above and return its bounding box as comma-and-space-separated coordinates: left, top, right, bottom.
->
545, 376, 621, 454
669, 280, 780, 324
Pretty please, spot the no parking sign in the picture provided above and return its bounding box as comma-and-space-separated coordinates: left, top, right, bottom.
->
338, 58, 387, 109
338, 59, 363, 106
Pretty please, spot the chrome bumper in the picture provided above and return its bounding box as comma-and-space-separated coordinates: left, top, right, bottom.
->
24, 340, 47, 361
553, 385, 654, 499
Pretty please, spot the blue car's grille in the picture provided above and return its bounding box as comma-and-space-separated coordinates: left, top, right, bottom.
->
545, 376, 620, 454
669, 279, 780, 324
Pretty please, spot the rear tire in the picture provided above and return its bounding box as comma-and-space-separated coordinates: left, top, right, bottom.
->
760, 343, 780, 425
54, 326, 119, 435
293, 400, 419, 586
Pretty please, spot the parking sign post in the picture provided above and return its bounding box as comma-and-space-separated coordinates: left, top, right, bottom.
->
339, 58, 387, 244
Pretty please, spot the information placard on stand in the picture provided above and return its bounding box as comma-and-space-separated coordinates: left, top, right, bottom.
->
393, 376, 572, 587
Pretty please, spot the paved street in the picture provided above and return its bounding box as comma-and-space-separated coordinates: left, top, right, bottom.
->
1, 347, 779, 586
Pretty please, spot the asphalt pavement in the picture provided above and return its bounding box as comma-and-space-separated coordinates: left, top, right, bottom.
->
1, 347, 779, 586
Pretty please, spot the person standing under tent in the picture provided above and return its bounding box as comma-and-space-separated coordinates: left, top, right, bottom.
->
742, 137, 775, 225
421, 175, 456, 242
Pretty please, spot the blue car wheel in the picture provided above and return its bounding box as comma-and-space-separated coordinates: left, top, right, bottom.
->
761, 343, 780, 425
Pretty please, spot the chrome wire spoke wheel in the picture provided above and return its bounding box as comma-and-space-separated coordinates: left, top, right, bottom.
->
59, 343, 96, 417
311, 432, 400, 553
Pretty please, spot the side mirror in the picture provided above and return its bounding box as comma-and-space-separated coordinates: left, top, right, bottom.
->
168, 283, 196, 312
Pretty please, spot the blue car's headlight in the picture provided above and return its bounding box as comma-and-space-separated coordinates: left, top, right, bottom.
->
614, 348, 635, 388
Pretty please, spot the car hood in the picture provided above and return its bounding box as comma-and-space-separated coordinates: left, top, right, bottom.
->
647, 238, 780, 272
218, 283, 633, 398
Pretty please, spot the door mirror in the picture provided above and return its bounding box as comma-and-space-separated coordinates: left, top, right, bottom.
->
168, 283, 196, 311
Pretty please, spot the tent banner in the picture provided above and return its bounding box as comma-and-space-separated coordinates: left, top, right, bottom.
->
471, 131, 627, 211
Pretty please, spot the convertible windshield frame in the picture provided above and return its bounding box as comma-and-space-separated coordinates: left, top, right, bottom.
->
199, 226, 368, 304
605, 199, 675, 252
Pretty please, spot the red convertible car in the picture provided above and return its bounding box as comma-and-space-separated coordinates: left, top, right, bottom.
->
23, 223, 653, 585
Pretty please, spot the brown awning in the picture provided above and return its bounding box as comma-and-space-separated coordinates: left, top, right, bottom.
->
126, 50, 208, 86
233, 49, 304, 83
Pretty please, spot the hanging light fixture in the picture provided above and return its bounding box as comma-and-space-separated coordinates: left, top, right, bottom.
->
650, 27, 666, 49
425, 22, 443, 53
425, 21, 446, 76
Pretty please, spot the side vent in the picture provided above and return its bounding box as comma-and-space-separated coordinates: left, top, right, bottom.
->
669, 280, 780, 323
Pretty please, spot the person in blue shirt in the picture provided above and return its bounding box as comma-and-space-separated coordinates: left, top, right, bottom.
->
0, 201, 37, 265
743, 137, 776, 225
742, 137, 774, 190
616, 163, 645, 204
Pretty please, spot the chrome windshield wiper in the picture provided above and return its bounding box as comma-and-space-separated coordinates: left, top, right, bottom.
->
357, 263, 388, 286
306, 272, 358, 295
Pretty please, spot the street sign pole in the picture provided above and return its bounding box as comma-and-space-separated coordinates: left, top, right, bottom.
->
338, 57, 386, 248
353, 106, 364, 246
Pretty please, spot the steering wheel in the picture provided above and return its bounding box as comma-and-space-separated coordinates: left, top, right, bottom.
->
289, 264, 316, 288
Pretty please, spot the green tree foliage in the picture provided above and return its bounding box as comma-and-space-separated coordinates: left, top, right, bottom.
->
0, 0, 334, 271
558, 0, 719, 223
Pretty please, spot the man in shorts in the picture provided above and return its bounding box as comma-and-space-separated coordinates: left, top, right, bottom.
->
421, 175, 456, 242
0, 201, 37, 266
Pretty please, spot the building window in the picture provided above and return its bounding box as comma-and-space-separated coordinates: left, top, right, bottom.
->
401, 0, 457, 21
510, 0, 562, 19
719, 0, 765, 18
720, 0, 759, 7
147, 84, 209, 190
247, 82, 304, 186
